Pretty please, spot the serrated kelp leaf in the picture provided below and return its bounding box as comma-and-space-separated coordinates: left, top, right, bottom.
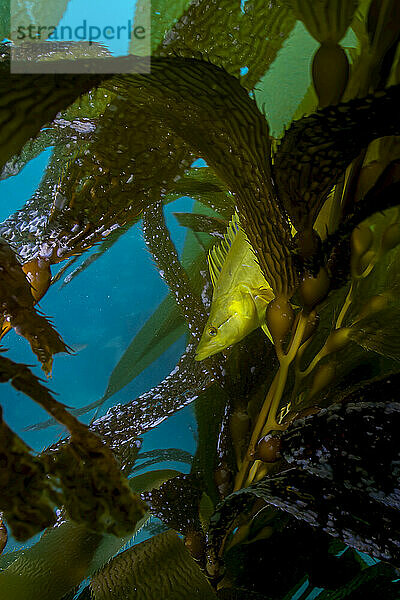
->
91, 341, 215, 451
89, 530, 217, 599
112, 57, 296, 296
273, 83, 400, 230
132, 448, 193, 473
170, 168, 234, 221
0, 117, 96, 181
142, 198, 207, 338
286, 0, 358, 43
0, 238, 69, 374
174, 211, 228, 236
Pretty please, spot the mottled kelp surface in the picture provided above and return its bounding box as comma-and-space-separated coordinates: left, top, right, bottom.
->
1, 0, 400, 599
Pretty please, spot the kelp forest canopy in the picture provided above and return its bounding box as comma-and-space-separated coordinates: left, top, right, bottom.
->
1, 0, 400, 599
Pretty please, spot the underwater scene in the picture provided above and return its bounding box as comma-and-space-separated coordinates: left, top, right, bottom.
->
1, 0, 400, 598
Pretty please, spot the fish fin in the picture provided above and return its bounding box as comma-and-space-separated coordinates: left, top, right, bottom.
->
261, 322, 274, 344
208, 212, 241, 287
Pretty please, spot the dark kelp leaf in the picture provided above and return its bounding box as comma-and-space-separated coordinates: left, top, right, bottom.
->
110, 57, 296, 296
142, 474, 203, 535
0, 469, 178, 600
317, 563, 400, 600
173, 212, 228, 236
282, 398, 400, 510
89, 530, 217, 599
0, 353, 147, 539
0, 404, 58, 540
273, 84, 400, 230
210, 467, 400, 567
0, 43, 118, 170
0, 238, 69, 374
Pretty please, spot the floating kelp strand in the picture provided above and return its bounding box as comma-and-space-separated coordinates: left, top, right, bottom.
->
142, 199, 206, 339
91, 342, 215, 451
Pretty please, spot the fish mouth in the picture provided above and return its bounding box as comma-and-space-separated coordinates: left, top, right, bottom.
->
195, 343, 223, 361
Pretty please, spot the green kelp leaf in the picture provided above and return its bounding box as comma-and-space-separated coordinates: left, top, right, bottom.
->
89, 530, 218, 600
285, 0, 358, 43
91, 341, 215, 451
133, 0, 192, 54
142, 198, 207, 339
0, 117, 97, 181
0, 238, 69, 374
131, 448, 193, 473
10, 0, 70, 41
174, 212, 228, 236
171, 168, 234, 220
156, 0, 296, 92
0, 469, 178, 600
112, 57, 296, 297
348, 306, 400, 361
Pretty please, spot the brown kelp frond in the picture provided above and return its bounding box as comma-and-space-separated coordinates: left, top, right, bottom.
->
142, 474, 203, 536
152, 0, 296, 91
0, 238, 69, 374
0, 404, 58, 540
89, 530, 217, 599
0, 118, 96, 182
273, 83, 400, 231
111, 57, 295, 297
0, 43, 115, 170
0, 353, 147, 540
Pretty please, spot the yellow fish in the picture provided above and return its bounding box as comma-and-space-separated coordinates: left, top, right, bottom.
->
195, 213, 274, 361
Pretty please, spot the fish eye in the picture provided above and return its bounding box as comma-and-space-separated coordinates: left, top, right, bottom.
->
208, 326, 218, 337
